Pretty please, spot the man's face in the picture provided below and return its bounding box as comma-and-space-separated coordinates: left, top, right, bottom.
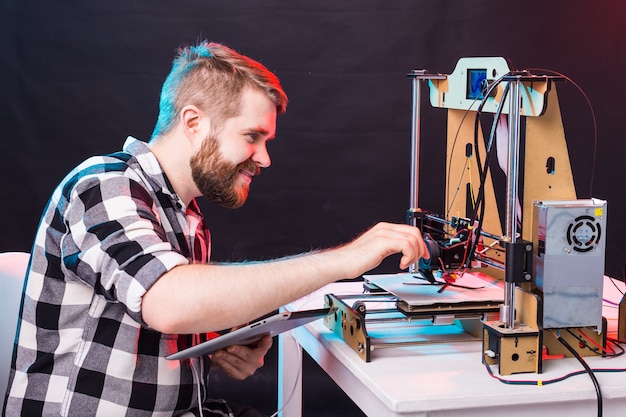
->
190, 88, 277, 208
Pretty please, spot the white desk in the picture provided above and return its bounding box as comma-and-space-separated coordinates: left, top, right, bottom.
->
277, 277, 626, 416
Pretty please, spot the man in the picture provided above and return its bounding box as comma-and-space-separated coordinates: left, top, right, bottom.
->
3, 41, 428, 416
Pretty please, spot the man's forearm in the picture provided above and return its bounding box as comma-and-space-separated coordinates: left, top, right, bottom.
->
142, 248, 347, 334
142, 221, 428, 334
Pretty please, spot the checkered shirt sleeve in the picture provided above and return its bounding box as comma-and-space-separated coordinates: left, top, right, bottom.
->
4, 138, 215, 416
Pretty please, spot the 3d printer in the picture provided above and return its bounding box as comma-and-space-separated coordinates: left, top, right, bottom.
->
323, 57, 610, 376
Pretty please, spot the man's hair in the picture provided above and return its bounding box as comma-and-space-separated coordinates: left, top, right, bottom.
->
151, 41, 288, 139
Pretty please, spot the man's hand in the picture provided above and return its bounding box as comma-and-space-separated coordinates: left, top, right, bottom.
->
338, 222, 430, 278
211, 335, 273, 380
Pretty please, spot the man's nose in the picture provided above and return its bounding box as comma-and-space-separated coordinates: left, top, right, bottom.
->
253, 143, 271, 168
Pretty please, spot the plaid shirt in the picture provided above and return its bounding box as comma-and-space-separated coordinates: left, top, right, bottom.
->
4, 138, 228, 416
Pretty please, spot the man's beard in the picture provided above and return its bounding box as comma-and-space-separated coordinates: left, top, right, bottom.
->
190, 135, 258, 208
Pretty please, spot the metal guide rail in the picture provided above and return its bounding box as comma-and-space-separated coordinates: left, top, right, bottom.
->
322, 289, 500, 362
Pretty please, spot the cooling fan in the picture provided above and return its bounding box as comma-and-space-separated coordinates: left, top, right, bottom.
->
566, 214, 603, 253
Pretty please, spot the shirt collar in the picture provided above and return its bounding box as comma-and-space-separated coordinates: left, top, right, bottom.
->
121, 136, 193, 212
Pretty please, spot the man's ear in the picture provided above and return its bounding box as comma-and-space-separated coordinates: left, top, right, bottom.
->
180, 105, 204, 139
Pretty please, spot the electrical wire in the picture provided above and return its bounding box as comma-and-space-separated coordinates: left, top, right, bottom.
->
484, 359, 626, 385
527, 68, 598, 198
569, 329, 626, 358
270, 334, 304, 417
609, 337, 626, 348
440, 75, 510, 276
409, 273, 485, 291
465, 81, 511, 265
565, 328, 604, 355
603, 298, 621, 307
553, 330, 603, 417
446, 67, 609, 417
444, 67, 598, 271
445, 74, 508, 220
447, 156, 472, 214
605, 338, 625, 357
190, 357, 205, 417
608, 276, 625, 297
446, 106, 478, 217
439, 67, 601, 289
467, 155, 476, 209
483, 333, 626, 417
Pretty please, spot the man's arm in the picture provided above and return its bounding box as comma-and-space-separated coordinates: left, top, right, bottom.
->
142, 222, 428, 334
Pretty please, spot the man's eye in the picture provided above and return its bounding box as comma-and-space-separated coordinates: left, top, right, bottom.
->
247, 133, 259, 141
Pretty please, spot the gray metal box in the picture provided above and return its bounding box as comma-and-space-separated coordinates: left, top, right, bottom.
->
532, 199, 607, 330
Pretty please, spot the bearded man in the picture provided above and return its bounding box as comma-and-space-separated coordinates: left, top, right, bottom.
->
4, 41, 428, 417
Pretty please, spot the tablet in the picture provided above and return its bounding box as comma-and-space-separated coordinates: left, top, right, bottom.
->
165, 308, 330, 360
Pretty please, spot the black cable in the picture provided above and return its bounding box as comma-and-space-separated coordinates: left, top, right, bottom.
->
471, 76, 508, 182
441, 76, 509, 273
608, 276, 625, 297
527, 68, 598, 198
445, 67, 597, 271
606, 338, 626, 357
445, 74, 507, 220
555, 331, 603, 417
484, 360, 626, 385
466, 82, 511, 265
445, 96, 488, 219
565, 328, 602, 355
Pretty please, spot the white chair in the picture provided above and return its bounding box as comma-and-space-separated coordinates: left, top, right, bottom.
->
0, 252, 30, 402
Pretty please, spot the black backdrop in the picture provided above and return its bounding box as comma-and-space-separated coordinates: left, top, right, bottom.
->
1, 1, 625, 414
1, 0, 624, 278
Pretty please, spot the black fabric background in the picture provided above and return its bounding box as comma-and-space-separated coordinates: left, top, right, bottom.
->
1, 2, 625, 414
1, 1, 624, 280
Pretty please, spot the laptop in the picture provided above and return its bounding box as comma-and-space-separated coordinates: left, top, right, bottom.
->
166, 308, 330, 360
